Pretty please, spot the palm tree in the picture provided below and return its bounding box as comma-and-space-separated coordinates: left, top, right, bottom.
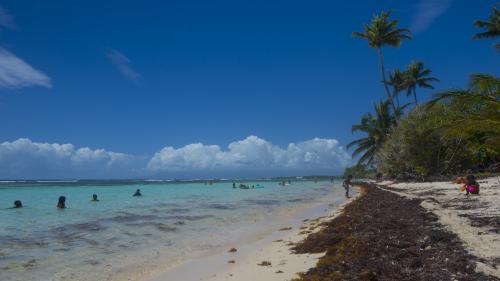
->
473, 5, 500, 50
347, 100, 395, 165
386, 69, 406, 107
404, 61, 439, 105
353, 10, 411, 110
429, 74, 500, 143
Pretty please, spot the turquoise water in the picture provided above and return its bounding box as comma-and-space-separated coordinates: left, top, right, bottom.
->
0, 180, 344, 281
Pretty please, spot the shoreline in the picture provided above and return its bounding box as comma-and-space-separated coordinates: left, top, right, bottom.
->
145, 186, 360, 281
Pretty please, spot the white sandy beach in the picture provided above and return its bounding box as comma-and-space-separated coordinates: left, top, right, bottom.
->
145, 187, 360, 281
377, 177, 500, 278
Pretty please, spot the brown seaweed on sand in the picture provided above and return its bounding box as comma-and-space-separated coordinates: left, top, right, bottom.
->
257, 261, 272, 266
292, 183, 498, 281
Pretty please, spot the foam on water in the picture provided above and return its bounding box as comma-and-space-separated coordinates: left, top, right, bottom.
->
0, 180, 345, 281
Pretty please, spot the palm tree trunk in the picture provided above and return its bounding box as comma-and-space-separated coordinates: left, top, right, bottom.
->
413, 88, 418, 105
377, 47, 397, 112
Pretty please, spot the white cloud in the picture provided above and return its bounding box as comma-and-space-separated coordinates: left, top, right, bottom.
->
106, 49, 140, 81
0, 138, 133, 178
411, 0, 454, 33
0, 136, 351, 179
0, 48, 52, 89
147, 135, 351, 172
0, 5, 15, 30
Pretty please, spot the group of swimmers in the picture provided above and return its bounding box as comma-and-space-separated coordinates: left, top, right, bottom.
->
232, 183, 263, 189
9, 188, 144, 209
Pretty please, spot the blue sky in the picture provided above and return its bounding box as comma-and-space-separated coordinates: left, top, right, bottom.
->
0, 0, 498, 179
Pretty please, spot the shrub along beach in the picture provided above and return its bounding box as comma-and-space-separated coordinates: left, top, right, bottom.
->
346, 6, 499, 180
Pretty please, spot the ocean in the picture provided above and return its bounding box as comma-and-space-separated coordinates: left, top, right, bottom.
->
0, 179, 347, 281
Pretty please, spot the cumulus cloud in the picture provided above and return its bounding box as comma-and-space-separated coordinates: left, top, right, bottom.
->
0, 138, 134, 178
411, 0, 454, 33
0, 136, 351, 179
0, 5, 15, 30
106, 49, 140, 81
0, 48, 52, 89
147, 135, 351, 173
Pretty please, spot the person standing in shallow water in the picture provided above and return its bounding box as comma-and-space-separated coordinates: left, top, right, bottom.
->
343, 175, 353, 198
91, 194, 99, 201
133, 189, 142, 197
57, 196, 66, 209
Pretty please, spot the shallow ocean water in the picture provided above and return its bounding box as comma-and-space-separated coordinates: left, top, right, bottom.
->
0, 179, 344, 281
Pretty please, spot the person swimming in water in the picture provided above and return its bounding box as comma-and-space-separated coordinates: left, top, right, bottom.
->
91, 194, 99, 201
57, 196, 66, 209
13, 200, 23, 208
133, 189, 142, 197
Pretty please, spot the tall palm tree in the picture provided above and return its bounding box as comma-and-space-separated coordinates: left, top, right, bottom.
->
347, 100, 395, 165
473, 5, 500, 50
353, 10, 411, 110
404, 61, 439, 105
386, 69, 406, 107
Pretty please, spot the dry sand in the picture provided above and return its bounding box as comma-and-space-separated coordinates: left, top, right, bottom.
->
377, 177, 500, 278
146, 187, 360, 281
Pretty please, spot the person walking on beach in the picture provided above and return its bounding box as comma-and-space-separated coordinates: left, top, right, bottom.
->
343, 175, 353, 198
57, 196, 66, 209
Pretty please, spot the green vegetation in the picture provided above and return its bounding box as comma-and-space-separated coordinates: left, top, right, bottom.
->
347, 5, 499, 180
343, 164, 375, 178
347, 100, 396, 165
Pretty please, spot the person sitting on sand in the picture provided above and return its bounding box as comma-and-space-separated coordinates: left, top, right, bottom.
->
13, 200, 23, 208
57, 196, 66, 209
343, 175, 353, 198
464, 175, 480, 196
91, 194, 99, 201
133, 189, 142, 197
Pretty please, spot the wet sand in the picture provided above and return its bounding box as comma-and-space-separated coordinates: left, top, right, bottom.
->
145, 188, 360, 281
